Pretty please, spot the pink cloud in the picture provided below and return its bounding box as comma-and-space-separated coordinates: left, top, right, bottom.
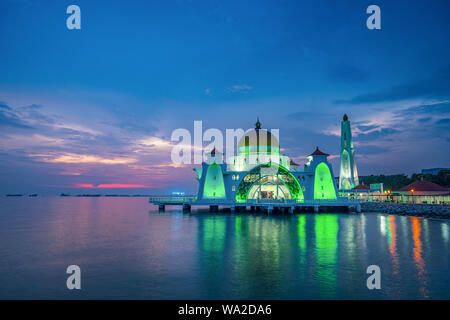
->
73, 183, 148, 188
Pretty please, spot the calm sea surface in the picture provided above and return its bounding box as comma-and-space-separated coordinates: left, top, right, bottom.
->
0, 197, 448, 299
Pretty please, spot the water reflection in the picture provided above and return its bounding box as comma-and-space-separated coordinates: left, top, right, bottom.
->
387, 216, 400, 275
297, 215, 306, 253
314, 215, 339, 297
201, 217, 226, 252
1, 197, 448, 299
297, 215, 307, 283
360, 215, 367, 250
411, 217, 429, 298
380, 215, 386, 236
442, 223, 449, 242
191, 213, 444, 299
197, 216, 227, 297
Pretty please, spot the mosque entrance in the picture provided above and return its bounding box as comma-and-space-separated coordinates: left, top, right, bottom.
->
247, 175, 292, 200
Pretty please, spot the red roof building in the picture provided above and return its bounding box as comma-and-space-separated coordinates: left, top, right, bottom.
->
398, 180, 449, 192
353, 184, 370, 190
398, 180, 450, 196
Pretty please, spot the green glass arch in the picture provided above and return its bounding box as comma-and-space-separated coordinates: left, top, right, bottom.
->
203, 162, 226, 199
314, 162, 337, 200
236, 163, 304, 202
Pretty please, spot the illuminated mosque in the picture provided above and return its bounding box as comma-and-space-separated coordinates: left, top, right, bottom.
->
194, 119, 339, 204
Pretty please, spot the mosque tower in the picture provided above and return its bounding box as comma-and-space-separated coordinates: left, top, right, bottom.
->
339, 114, 359, 190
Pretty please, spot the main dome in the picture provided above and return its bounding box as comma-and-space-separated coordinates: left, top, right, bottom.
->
237, 119, 280, 155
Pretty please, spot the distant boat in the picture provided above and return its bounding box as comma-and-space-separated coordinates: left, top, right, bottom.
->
6, 194, 23, 197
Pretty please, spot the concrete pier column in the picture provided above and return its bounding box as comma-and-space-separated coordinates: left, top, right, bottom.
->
158, 204, 165, 211
314, 205, 319, 213
230, 206, 236, 213
267, 206, 273, 215
182, 203, 191, 212
356, 203, 361, 213
210, 205, 219, 212
289, 206, 294, 214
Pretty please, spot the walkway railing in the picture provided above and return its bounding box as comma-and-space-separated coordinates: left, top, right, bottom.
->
149, 196, 196, 204
150, 196, 359, 206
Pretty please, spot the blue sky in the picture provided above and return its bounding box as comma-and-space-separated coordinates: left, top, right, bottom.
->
0, 0, 449, 194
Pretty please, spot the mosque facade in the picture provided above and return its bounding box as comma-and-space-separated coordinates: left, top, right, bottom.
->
194, 119, 339, 203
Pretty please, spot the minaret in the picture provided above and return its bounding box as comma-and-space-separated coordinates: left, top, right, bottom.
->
339, 114, 359, 190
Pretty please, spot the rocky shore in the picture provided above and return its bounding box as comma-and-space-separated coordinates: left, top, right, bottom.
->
361, 202, 450, 219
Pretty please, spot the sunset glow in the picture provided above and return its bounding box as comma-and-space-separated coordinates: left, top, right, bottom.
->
73, 184, 148, 188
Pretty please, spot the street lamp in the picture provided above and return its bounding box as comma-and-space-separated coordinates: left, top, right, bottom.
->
410, 188, 414, 204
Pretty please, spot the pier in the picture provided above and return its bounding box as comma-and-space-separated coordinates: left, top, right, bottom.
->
149, 196, 361, 214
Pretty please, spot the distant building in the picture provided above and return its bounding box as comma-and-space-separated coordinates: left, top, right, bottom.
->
393, 180, 450, 204
360, 180, 450, 204
339, 183, 383, 201
340, 180, 450, 204
339, 114, 359, 190
421, 168, 450, 175
354, 184, 370, 190
398, 180, 448, 194
369, 183, 383, 193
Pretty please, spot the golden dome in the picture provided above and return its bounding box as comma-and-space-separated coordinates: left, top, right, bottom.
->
237, 120, 280, 155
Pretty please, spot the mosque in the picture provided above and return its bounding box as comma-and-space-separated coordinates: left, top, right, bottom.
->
194, 119, 339, 204
151, 117, 360, 213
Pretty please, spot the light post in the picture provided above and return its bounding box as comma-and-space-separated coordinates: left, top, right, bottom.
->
410, 189, 414, 204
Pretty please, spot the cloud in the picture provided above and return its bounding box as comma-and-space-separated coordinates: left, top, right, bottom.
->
32, 153, 137, 165
0, 102, 12, 110
73, 183, 148, 188
226, 84, 253, 94
398, 101, 450, 117
334, 67, 450, 104
52, 123, 103, 136
417, 117, 432, 123
356, 124, 380, 132
356, 128, 400, 142
356, 145, 390, 155
0, 102, 34, 129
138, 136, 173, 149
436, 118, 450, 125
59, 171, 81, 176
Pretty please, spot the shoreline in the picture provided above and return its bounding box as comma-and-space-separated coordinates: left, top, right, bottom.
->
361, 202, 450, 219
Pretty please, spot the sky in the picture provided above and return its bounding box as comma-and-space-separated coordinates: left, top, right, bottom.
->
0, 0, 449, 194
